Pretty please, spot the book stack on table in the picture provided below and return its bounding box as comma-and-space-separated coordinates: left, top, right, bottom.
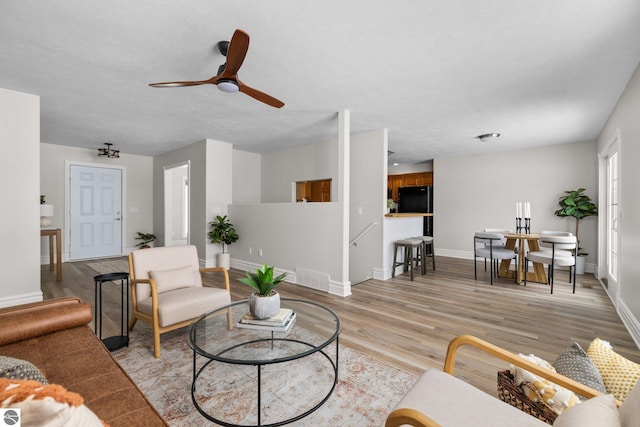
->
237, 308, 296, 332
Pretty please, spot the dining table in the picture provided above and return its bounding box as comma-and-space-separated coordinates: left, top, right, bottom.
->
498, 233, 547, 284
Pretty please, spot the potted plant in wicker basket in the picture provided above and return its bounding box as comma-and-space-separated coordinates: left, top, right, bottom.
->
238, 264, 288, 319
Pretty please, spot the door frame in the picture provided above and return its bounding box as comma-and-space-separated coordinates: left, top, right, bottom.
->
163, 161, 190, 247
597, 128, 621, 306
64, 161, 127, 261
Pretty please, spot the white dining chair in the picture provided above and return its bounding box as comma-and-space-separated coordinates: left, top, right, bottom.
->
474, 232, 517, 285
525, 235, 577, 294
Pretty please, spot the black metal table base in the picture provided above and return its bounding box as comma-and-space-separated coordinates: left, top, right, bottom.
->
93, 272, 130, 352
191, 336, 339, 427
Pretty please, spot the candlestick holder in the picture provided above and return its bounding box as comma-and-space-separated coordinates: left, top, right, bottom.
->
524, 218, 531, 234
515, 217, 523, 234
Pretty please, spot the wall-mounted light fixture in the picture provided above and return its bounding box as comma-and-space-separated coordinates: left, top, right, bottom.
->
98, 142, 120, 158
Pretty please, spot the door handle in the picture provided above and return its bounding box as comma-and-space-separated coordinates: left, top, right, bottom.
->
115, 218, 121, 221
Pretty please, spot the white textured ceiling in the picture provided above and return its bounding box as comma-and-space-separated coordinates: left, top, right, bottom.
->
1, 1, 639, 164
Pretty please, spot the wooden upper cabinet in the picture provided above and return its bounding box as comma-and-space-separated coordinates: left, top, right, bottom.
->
296, 179, 331, 202
388, 172, 433, 200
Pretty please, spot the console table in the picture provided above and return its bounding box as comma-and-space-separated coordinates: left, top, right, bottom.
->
40, 228, 62, 282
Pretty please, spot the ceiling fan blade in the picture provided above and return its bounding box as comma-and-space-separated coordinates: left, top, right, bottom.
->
238, 81, 284, 108
149, 80, 209, 88
221, 29, 250, 77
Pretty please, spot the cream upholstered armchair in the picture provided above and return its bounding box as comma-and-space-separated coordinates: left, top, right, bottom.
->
128, 245, 231, 357
385, 335, 639, 427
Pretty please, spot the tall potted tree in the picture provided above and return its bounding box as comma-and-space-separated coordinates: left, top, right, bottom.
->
208, 215, 239, 269
554, 188, 598, 274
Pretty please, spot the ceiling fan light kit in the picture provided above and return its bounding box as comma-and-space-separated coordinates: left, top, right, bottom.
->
97, 142, 120, 158
149, 29, 284, 108
217, 80, 239, 93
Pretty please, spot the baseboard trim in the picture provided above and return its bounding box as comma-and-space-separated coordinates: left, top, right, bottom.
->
616, 299, 640, 349
0, 292, 43, 309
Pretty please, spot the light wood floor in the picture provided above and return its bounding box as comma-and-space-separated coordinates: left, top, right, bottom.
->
41, 256, 640, 396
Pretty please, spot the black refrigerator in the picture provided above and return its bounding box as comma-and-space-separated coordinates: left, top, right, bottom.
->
397, 186, 433, 236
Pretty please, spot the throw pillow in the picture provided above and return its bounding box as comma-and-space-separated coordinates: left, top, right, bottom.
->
0, 378, 106, 427
552, 394, 620, 427
0, 355, 48, 384
510, 353, 580, 415
553, 342, 607, 396
587, 338, 640, 402
618, 377, 640, 427
149, 264, 201, 294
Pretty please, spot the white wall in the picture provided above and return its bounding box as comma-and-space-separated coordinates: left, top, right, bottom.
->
232, 149, 261, 204
230, 126, 352, 295
350, 129, 387, 284
153, 139, 233, 264
0, 88, 41, 307
40, 143, 153, 258
434, 141, 598, 268
597, 62, 640, 343
260, 139, 338, 203
388, 160, 433, 175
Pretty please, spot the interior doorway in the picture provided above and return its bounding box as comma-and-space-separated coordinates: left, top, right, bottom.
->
68, 163, 124, 260
598, 129, 621, 306
164, 162, 190, 247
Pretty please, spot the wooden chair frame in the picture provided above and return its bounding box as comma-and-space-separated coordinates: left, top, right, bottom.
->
385, 335, 616, 427
128, 253, 232, 358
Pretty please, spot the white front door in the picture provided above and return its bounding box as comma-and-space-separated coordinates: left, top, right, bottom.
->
69, 165, 122, 259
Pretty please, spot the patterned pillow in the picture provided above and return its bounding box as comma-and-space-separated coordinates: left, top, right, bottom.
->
587, 338, 640, 402
553, 342, 607, 396
0, 378, 105, 427
0, 356, 48, 384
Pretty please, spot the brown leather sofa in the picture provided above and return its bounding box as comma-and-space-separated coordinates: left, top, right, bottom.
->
0, 297, 168, 426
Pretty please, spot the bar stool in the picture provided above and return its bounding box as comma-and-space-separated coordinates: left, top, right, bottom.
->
412, 236, 435, 273
392, 238, 424, 281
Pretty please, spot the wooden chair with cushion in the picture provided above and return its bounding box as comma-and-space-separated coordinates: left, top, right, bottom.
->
128, 245, 231, 357
385, 335, 636, 427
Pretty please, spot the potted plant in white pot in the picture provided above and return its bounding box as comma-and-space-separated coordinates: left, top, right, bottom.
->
208, 215, 239, 269
238, 264, 288, 319
554, 188, 598, 275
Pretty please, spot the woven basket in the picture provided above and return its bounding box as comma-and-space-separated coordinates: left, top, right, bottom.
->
497, 370, 557, 425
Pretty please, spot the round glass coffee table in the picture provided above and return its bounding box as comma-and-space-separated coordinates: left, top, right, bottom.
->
188, 298, 341, 427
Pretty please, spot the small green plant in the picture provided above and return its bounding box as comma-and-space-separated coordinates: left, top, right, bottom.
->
135, 232, 157, 247
208, 215, 239, 253
554, 188, 598, 255
238, 264, 288, 296
40, 195, 46, 204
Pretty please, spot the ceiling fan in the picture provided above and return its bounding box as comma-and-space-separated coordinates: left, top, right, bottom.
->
149, 29, 284, 108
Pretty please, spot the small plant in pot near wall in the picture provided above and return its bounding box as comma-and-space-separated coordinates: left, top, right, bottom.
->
208, 215, 239, 269
135, 232, 157, 249
554, 188, 598, 275
238, 264, 288, 319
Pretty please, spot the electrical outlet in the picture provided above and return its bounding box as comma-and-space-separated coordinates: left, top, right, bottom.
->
249, 247, 252, 255
259, 249, 263, 257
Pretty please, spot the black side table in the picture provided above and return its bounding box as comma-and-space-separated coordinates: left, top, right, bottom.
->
93, 272, 129, 351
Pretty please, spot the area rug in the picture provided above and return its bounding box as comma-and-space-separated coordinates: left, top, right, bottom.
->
112, 324, 416, 426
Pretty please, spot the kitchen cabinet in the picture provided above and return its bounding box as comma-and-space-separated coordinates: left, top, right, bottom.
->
387, 172, 433, 200
296, 179, 331, 202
